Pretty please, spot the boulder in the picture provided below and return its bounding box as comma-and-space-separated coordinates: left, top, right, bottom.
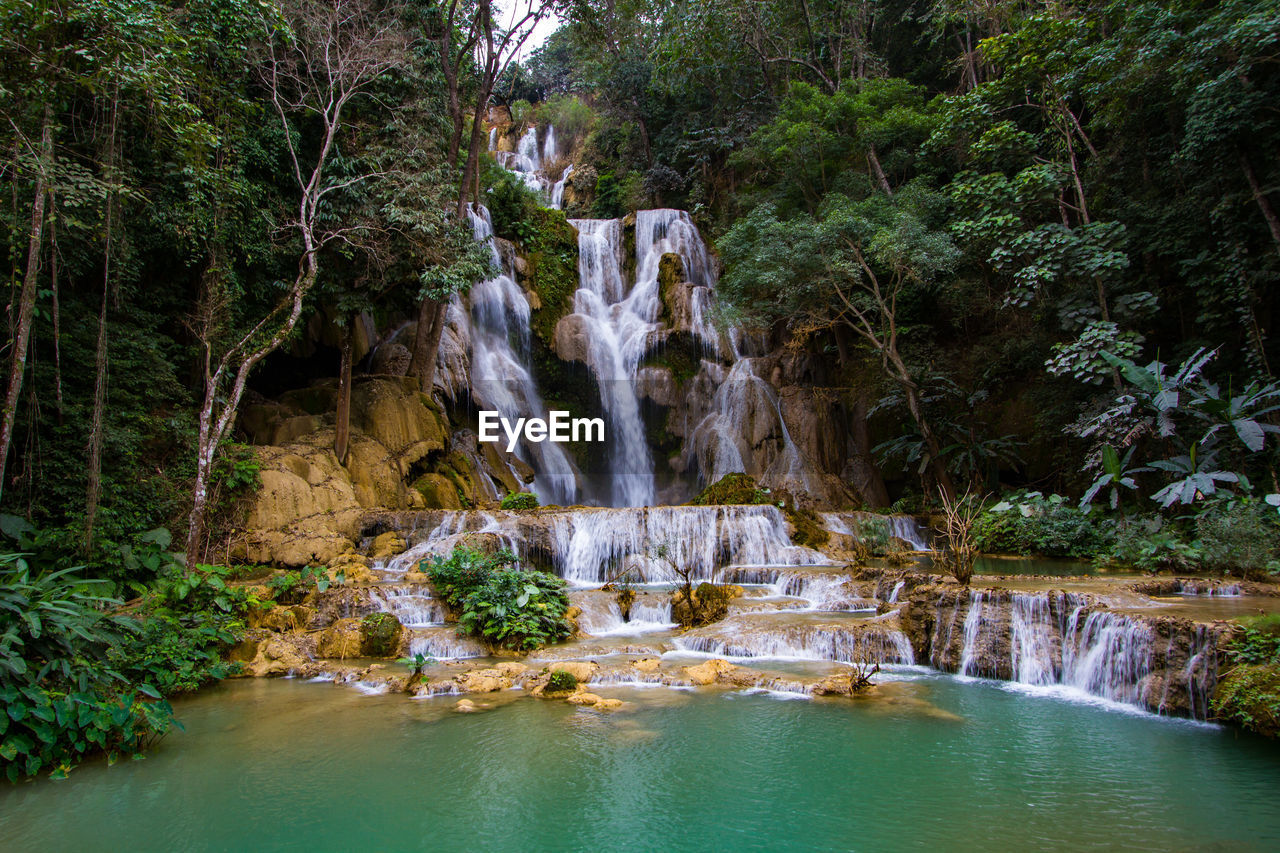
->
317, 618, 364, 659
329, 552, 377, 585
549, 661, 599, 683
631, 657, 662, 673
455, 699, 482, 713
567, 691, 603, 706
404, 570, 430, 584
370, 531, 406, 561
552, 314, 592, 365
682, 659, 736, 686
349, 377, 447, 469
248, 604, 315, 632
456, 669, 513, 694
495, 662, 529, 678
239, 634, 313, 678
370, 343, 411, 377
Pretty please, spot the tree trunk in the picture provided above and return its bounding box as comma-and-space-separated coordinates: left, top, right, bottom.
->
335, 319, 354, 464
849, 396, 890, 508
83, 276, 110, 549
410, 298, 451, 394
0, 106, 52, 502
1241, 150, 1280, 252
867, 145, 893, 196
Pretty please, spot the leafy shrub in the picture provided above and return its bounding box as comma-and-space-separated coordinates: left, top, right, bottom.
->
1099, 516, 1200, 572
458, 570, 571, 651
0, 552, 176, 780
501, 492, 539, 511
973, 491, 1112, 558
547, 670, 578, 693
1194, 499, 1280, 579
424, 547, 571, 651
109, 612, 239, 695
1212, 618, 1280, 737
360, 613, 403, 657
535, 94, 597, 145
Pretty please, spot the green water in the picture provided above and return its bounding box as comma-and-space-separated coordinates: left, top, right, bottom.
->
2, 677, 1279, 852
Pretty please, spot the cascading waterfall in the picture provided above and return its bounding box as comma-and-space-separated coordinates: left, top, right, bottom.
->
464, 205, 578, 504
565, 218, 655, 506
547, 505, 827, 585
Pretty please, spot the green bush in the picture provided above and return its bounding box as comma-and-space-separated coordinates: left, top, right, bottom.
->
360, 613, 403, 657
535, 95, 597, 145
1212, 618, 1280, 737
501, 492, 539, 511
973, 491, 1112, 558
424, 547, 571, 651
0, 552, 177, 780
689, 473, 771, 506
1194, 499, 1280, 579
1098, 515, 1200, 572
546, 670, 578, 693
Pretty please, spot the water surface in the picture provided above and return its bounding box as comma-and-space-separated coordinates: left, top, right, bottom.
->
2, 678, 1278, 852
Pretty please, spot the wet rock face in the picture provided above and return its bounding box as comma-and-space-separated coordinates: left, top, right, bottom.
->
900, 583, 1228, 717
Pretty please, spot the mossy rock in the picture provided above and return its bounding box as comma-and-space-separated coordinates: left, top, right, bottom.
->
522, 208, 580, 347
360, 613, 403, 658
412, 472, 464, 509
1212, 663, 1280, 737
657, 252, 684, 326
640, 331, 702, 384
689, 473, 771, 506
785, 507, 830, 549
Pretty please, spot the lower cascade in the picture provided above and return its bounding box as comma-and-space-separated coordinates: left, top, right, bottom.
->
347, 505, 1232, 721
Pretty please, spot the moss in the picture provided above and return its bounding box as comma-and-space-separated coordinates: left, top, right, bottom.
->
689, 473, 771, 506
640, 331, 701, 383
523, 208, 579, 347
785, 507, 830, 549
1212, 663, 1280, 737
360, 613, 403, 658
657, 252, 684, 326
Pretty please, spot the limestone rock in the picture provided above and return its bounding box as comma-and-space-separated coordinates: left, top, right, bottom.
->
549, 661, 598, 683
329, 552, 377, 585
317, 618, 364, 660
495, 662, 529, 678
552, 314, 592, 365
455, 699, 482, 713
457, 669, 513, 694
682, 659, 736, 686
370, 531, 406, 560
594, 698, 624, 711
248, 604, 315, 632
567, 691, 603, 706
239, 634, 313, 678
412, 473, 464, 509
404, 570, 430, 584
370, 343, 411, 377
632, 657, 662, 673
350, 377, 447, 469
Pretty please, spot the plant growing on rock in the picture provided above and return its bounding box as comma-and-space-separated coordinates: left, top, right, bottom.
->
500, 491, 539, 511
936, 488, 983, 586
425, 546, 571, 651
546, 670, 578, 693
360, 613, 403, 657
1212, 616, 1280, 738
397, 653, 437, 692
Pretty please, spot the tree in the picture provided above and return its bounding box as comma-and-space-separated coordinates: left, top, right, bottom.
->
185, 0, 408, 560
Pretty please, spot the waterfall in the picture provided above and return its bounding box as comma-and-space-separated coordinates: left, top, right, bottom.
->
551, 164, 573, 210
547, 505, 826, 585
465, 205, 578, 505
369, 585, 446, 628
566, 218, 656, 505
675, 613, 915, 665
934, 589, 1219, 717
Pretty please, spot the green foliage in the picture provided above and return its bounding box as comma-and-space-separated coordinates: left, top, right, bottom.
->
1098, 516, 1200, 573
266, 565, 336, 605
688, 473, 771, 506
359, 613, 402, 658
424, 546, 571, 651
974, 492, 1112, 558
535, 94, 597, 146
1213, 618, 1280, 737
546, 670, 578, 693
1193, 499, 1280, 580
0, 551, 177, 780
500, 492, 539, 511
